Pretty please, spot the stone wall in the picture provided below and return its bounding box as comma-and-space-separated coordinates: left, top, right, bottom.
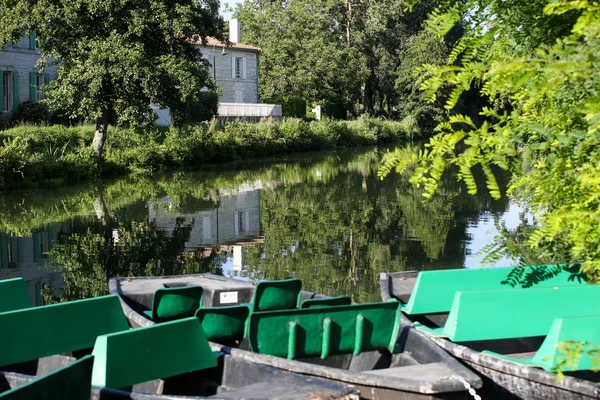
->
199, 46, 259, 104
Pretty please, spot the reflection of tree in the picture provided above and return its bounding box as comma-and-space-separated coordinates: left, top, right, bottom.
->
45, 220, 222, 303
242, 156, 509, 303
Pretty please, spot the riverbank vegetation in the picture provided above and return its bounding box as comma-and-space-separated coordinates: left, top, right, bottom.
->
0, 117, 416, 190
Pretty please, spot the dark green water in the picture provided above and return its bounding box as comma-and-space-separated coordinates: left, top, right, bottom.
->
0, 146, 516, 304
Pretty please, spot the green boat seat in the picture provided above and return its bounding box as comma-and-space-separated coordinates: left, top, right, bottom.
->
249, 302, 402, 360
484, 315, 600, 372
0, 278, 31, 313
92, 317, 217, 390
196, 305, 250, 343
300, 296, 352, 309
248, 278, 302, 312
0, 355, 93, 400
402, 264, 586, 315
143, 285, 204, 322
415, 284, 600, 342
0, 295, 129, 367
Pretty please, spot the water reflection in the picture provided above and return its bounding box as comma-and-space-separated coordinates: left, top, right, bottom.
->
0, 147, 512, 304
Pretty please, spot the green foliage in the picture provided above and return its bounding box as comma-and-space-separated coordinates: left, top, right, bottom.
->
265, 96, 307, 119
553, 341, 600, 379
380, 0, 600, 280
171, 91, 219, 126
12, 101, 50, 126
0, 118, 414, 190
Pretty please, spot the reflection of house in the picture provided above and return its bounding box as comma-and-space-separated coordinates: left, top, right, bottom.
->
149, 188, 262, 250
0, 223, 64, 305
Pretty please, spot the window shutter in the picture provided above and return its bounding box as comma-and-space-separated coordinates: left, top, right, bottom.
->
29, 72, 37, 101
231, 57, 236, 79
242, 58, 247, 80
44, 72, 51, 85
13, 71, 19, 112
29, 31, 36, 50
0, 73, 4, 111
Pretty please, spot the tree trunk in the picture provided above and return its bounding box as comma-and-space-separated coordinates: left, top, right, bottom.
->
92, 116, 108, 158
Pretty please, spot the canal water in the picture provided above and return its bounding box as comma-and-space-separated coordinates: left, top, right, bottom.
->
0, 146, 521, 304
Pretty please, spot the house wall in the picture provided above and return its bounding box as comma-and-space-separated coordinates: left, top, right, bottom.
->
199, 46, 259, 104
0, 35, 59, 128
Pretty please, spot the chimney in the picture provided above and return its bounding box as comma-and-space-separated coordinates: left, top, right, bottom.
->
229, 19, 240, 43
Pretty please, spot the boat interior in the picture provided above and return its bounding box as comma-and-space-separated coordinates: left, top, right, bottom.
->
115, 274, 470, 377
383, 267, 600, 383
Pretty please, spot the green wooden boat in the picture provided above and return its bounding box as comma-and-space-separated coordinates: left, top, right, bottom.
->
0, 289, 358, 399
380, 264, 600, 400
110, 273, 483, 400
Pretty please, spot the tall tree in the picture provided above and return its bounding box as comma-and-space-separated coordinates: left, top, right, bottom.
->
0, 0, 223, 158
234, 0, 366, 115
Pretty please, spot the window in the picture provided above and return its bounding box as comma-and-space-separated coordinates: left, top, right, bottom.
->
1, 71, 13, 112
235, 57, 243, 79
36, 74, 44, 100
232, 56, 246, 80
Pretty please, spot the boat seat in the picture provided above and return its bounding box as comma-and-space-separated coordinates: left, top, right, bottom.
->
196, 305, 250, 343
0, 355, 93, 399
0, 295, 129, 368
247, 278, 302, 312
143, 285, 203, 322
0, 278, 31, 313
483, 315, 600, 371
401, 264, 586, 315
300, 296, 352, 309
92, 317, 217, 390
248, 302, 402, 360
415, 284, 600, 342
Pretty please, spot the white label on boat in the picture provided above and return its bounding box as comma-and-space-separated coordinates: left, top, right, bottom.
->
220, 291, 238, 304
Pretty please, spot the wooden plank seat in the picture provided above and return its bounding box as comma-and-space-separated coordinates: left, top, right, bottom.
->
415, 284, 600, 342
248, 301, 402, 360
91, 317, 217, 390
300, 296, 351, 309
143, 285, 203, 322
0, 295, 129, 368
195, 305, 250, 343
483, 315, 600, 371
401, 263, 586, 315
246, 278, 302, 312
0, 355, 93, 400
0, 278, 31, 313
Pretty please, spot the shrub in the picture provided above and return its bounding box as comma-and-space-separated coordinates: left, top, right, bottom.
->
266, 96, 307, 118
12, 101, 50, 125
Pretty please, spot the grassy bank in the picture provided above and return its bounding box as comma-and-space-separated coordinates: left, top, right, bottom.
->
0, 117, 418, 190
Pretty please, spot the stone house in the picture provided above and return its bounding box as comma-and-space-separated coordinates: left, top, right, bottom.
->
0, 33, 59, 128
193, 19, 260, 104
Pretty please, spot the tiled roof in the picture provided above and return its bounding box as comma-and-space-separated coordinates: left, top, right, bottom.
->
190, 35, 260, 52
